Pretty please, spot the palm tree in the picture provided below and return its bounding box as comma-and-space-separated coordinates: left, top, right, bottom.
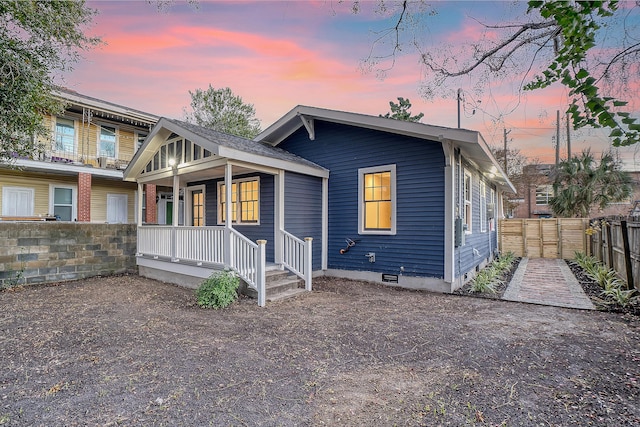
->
549, 149, 632, 218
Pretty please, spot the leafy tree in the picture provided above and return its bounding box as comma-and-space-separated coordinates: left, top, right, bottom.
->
183, 85, 261, 138
549, 149, 631, 218
359, 1, 640, 147
0, 1, 100, 162
379, 97, 424, 122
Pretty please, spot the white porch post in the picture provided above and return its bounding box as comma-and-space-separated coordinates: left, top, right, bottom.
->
304, 237, 313, 291
256, 239, 267, 307
137, 182, 143, 227
274, 170, 285, 266
321, 177, 328, 270
224, 162, 233, 267
171, 170, 180, 261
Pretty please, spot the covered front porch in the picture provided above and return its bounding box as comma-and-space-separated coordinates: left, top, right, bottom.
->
124, 118, 329, 306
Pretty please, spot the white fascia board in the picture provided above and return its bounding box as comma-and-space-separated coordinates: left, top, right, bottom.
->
218, 146, 329, 178
12, 159, 124, 179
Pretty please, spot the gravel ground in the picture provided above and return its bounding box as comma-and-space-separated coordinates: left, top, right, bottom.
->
0, 274, 638, 426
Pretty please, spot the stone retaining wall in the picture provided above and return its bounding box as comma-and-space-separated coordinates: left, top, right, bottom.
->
0, 223, 137, 287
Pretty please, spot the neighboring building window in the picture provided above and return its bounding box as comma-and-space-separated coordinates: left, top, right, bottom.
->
188, 186, 205, 226
54, 117, 75, 153
480, 180, 487, 232
136, 131, 147, 152
358, 164, 396, 235
218, 178, 260, 224
536, 185, 553, 205
2, 187, 34, 216
464, 170, 472, 233
50, 185, 76, 221
107, 194, 128, 223
99, 125, 117, 158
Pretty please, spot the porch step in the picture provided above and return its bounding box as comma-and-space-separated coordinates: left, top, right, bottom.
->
241, 270, 306, 302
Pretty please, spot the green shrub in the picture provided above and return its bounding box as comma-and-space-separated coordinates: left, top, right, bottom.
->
470, 270, 499, 294
601, 286, 638, 308
196, 270, 240, 309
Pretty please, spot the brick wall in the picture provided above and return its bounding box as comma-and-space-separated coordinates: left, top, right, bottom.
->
0, 223, 137, 287
78, 172, 92, 222
145, 184, 157, 224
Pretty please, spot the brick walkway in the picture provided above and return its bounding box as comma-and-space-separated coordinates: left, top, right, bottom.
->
502, 257, 595, 310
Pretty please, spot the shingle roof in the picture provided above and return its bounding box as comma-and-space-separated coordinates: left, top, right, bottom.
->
163, 118, 327, 172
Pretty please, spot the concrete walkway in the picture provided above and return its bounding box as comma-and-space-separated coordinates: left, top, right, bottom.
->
503, 257, 595, 310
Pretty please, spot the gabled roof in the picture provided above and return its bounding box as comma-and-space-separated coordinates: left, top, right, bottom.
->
123, 117, 328, 182
256, 105, 515, 193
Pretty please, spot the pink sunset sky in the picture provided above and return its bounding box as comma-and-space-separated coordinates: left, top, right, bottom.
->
61, 1, 640, 169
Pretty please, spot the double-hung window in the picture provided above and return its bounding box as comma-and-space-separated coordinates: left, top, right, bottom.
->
464, 170, 472, 233
54, 117, 75, 153
218, 178, 260, 224
480, 181, 487, 232
358, 164, 396, 235
99, 125, 117, 158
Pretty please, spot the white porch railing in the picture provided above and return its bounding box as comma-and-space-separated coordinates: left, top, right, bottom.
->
176, 227, 225, 264
136, 226, 267, 306
281, 230, 313, 291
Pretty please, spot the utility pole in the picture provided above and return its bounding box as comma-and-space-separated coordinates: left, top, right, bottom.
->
503, 128, 511, 173
566, 112, 571, 160
457, 88, 462, 129
555, 110, 560, 165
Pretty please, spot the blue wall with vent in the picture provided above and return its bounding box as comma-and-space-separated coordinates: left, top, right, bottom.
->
278, 121, 446, 278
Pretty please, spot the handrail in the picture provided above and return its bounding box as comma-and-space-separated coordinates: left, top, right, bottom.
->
281, 229, 313, 291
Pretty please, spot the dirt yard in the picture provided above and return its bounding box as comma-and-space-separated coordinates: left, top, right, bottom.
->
1, 275, 638, 426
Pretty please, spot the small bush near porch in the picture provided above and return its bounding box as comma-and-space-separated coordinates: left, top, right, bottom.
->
0, 275, 637, 426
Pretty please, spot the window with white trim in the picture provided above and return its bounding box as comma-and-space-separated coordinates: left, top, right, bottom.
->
2, 187, 34, 216
358, 164, 396, 235
218, 178, 260, 224
464, 170, 472, 233
187, 185, 206, 226
135, 131, 147, 152
54, 117, 75, 153
107, 194, 128, 223
480, 181, 487, 232
98, 124, 117, 158
50, 185, 76, 221
536, 185, 553, 205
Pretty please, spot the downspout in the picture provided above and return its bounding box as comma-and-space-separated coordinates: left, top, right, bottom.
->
441, 139, 455, 288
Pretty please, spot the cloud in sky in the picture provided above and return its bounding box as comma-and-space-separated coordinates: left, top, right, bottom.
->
63, 1, 640, 168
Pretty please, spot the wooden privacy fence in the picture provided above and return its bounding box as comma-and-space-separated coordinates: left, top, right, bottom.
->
590, 217, 640, 291
499, 218, 590, 259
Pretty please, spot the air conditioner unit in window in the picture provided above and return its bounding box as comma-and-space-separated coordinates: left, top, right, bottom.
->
98, 156, 108, 168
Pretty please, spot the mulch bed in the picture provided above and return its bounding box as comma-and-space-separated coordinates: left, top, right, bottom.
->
566, 260, 640, 317
453, 257, 522, 299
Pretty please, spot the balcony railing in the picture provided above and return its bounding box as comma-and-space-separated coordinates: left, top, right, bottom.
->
19, 142, 135, 171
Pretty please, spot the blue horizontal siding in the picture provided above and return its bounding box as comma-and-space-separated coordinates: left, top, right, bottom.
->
278, 121, 445, 278
284, 172, 323, 270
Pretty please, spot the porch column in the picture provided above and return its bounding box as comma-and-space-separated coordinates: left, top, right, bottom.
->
274, 170, 285, 266
172, 173, 180, 227
224, 163, 233, 266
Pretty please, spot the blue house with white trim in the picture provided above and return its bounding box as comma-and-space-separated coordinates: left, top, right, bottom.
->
124, 106, 514, 305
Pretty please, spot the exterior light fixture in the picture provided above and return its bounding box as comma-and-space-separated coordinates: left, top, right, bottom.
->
168, 158, 176, 167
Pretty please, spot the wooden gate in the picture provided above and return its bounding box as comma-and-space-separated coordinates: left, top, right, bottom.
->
498, 218, 589, 259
